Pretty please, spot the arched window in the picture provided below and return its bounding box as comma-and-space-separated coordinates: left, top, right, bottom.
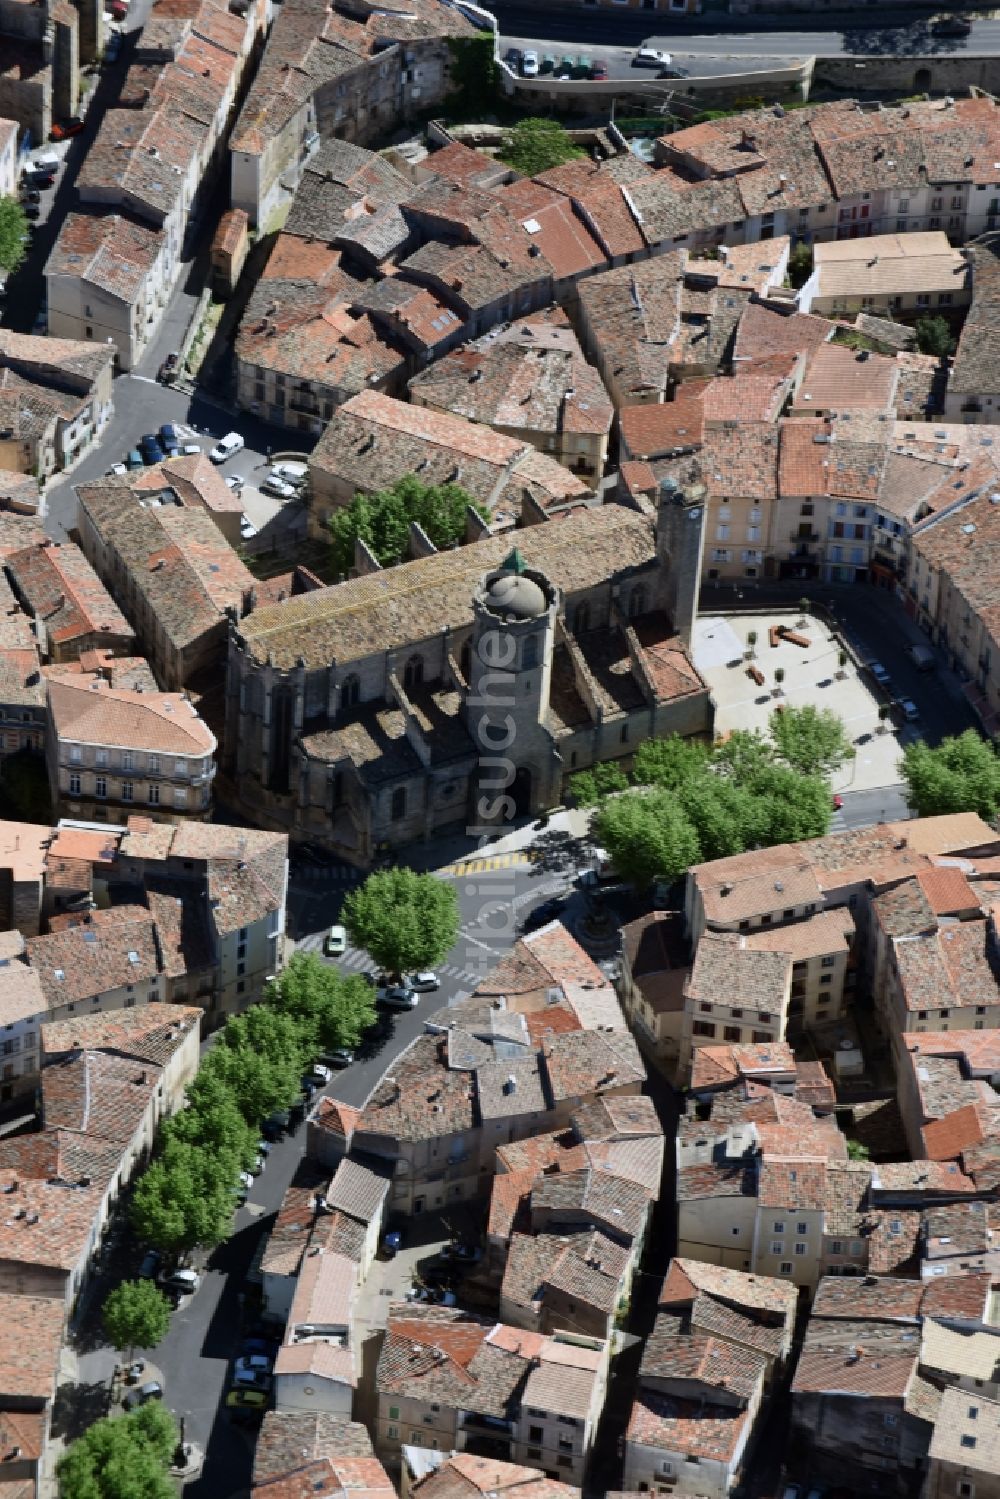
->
573, 602, 591, 634
522, 635, 538, 671
404, 655, 424, 691
342, 674, 360, 708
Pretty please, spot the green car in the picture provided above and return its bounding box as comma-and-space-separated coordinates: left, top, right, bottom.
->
555, 55, 574, 77
573, 54, 592, 78
540, 54, 556, 73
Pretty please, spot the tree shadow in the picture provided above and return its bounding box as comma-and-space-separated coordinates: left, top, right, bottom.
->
524, 827, 593, 877
839, 21, 964, 55
50, 1379, 111, 1442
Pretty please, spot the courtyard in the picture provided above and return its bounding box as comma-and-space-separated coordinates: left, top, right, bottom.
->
692, 609, 906, 795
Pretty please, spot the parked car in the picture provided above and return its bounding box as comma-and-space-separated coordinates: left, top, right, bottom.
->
159, 1267, 200, 1296
408, 971, 440, 992
590, 59, 609, 79
209, 431, 244, 463
324, 923, 346, 956
521, 48, 540, 76
406, 1285, 435, 1302
239, 1170, 254, 1190
233, 1368, 272, 1391
932, 14, 971, 34
140, 432, 164, 457
248, 1153, 265, 1176
20, 190, 41, 204
522, 896, 564, 931
443, 1242, 482, 1264
657, 63, 690, 78
106, 462, 127, 476
572, 55, 592, 78
308, 1062, 332, 1085
325, 1047, 354, 1068
633, 46, 671, 67
380, 985, 417, 1010
268, 461, 307, 485
241, 1336, 278, 1358
225, 474, 245, 492
159, 423, 179, 454
109, 0, 128, 18
138, 1249, 161, 1279
898, 698, 921, 722
21, 204, 40, 219
158, 351, 180, 382
123, 1380, 163, 1410
868, 661, 891, 687
262, 1108, 290, 1139
226, 1388, 268, 1413
50, 116, 84, 140
105, 30, 121, 60
832, 793, 843, 811
255, 1141, 272, 1158
381, 1228, 404, 1257
907, 643, 936, 672
503, 46, 521, 69
540, 54, 556, 73
240, 517, 258, 540
554, 55, 574, 77
24, 171, 54, 189
234, 1354, 272, 1376
125, 449, 144, 470
261, 475, 296, 499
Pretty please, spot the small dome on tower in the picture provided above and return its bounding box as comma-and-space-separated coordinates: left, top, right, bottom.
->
485, 572, 547, 621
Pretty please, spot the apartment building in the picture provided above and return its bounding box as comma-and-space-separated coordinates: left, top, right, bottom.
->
45, 214, 173, 372
616, 911, 690, 1077
46, 675, 217, 822
0, 332, 114, 481
925, 1385, 1000, 1499
896, 1029, 1000, 1161
797, 231, 970, 318
307, 390, 593, 540
75, 480, 255, 689
409, 317, 613, 481
375, 1310, 609, 1487
5, 540, 133, 663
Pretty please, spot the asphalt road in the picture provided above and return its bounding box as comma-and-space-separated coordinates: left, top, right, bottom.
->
492, 7, 1000, 57
502, 37, 798, 78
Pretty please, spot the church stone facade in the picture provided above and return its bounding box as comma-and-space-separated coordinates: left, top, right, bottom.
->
223, 497, 712, 864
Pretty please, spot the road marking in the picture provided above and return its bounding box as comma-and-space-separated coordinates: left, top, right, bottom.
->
127, 374, 159, 386
439, 851, 538, 875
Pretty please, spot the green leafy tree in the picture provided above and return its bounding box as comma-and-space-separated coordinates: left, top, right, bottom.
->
901, 730, 1000, 819
595, 790, 701, 890
787, 240, 813, 289
130, 1139, 236, 1253
103, 1280, 172, 1366
342, 867, 459, 977
58, 1403, 177, 1499
267, 952, 376, 1052
202, 1008, 306, 1124
713, 729, 775, 782
498, 118, 586, 176
632, 734, 710, 791
769, 704, 854, 778
567, 761, 629, 807
0, 198, 27, 276
915, 314, 954, 358
847, 1140, 870, 1161
750, 763, 832, 844
160, 1071, 256, 1171
329, 476, 487, 576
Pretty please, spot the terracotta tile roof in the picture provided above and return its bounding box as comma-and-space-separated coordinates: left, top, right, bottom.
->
873, 1160, 976, 1196
661, 1257, 796, 1317
0, 1292, 63, 1401
923, 1102, 999, 1161
893, 920, 999, 1013
502, 1229, 626, 1319
920, 1270, 991, 1322
685, 931, 790, 1011
813, 1274, 923, 1323
866, 1210, 921, 1275
409, 1454, 579, 1499
791, 1347, 916, 1397
47, 675, 216, 756
46, 213, 165, 301
26, 906, 161, 1006
41, 1002, 200, 1064
254, 1455, 395, 1499
745, 908, 854, 960
377, 1310, 527, 1414
640, 1315, 766, 1400
626, 1389, 749, 1461
253, 1411, 372, 1488
688, 1041, 796, 1093
541, 1028, 645, 1104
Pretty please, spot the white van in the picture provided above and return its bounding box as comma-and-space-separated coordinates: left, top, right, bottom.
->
209, 431, 244, 463
32, 152, 60, 174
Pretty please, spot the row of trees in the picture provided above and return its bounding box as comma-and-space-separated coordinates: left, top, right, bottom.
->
572, 707, 854, 889
129, 952, 377, 1253
328, 476, 488, 578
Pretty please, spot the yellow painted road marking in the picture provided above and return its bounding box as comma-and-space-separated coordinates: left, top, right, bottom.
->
439, 851, 535, 875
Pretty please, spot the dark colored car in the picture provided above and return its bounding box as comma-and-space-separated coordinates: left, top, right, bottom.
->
123, 1380, 163, 1410
931, 14, 971, 34
159, 423, 179, 454
657, 63, 691, 78
22, 204, 40, 219
522, 897, 565, 932
25, 172, 55, 188
382, 1228, 404, 1258
590, 59, 609, 79
503, 46, 521, 68
20, 190, 41, 204
50, 116, 84, 140
158, 351, 180, 382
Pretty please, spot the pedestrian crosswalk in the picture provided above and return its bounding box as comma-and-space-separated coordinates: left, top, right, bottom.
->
294, 931, 483, 989
439, 851, 535, 875
289, 862, 364, 887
